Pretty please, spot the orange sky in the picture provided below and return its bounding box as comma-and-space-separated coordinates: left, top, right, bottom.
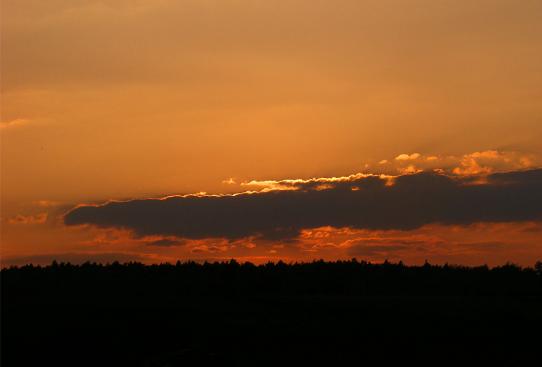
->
1, 1, 541, 266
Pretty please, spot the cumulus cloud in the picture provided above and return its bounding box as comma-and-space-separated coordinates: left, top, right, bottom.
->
395, 153, 421, 161
398, 165, 422, 175
368, 150, 540, 177
452, 150, 535, 175
419, 150, 537, 176
64, 169, 542, 242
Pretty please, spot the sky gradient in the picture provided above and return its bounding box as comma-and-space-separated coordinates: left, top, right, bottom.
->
1, 0, 541, 266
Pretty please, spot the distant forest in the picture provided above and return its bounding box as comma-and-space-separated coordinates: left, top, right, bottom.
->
3, 260, 542, 366
3, 259, 542, 298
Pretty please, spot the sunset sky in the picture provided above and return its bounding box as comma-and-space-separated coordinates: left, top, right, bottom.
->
1, 0, 541, 266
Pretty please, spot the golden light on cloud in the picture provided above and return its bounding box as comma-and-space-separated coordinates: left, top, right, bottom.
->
240, 172, 389, 191
395, 153, 421, 161
2, 148, 541, 267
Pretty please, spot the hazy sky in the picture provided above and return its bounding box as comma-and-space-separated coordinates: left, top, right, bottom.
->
1, 0, 541, 266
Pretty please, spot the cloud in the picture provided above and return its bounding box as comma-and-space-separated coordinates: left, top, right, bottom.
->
344, 235, 445, 257
64, 169, 542, 242
33, 200, 61, 207
346, 239, 509, 259
191, 244, 231, 254
373, 150, 541, 177
398, 165, 422, 174
146, 239, 185, 247
453, 241, 506, 251
521, 223, 542, 233
395, 153, 421, 161
348, 244, 409, 257
8, 213, 48, 225
241, 172, 380, 191
452, 150, 535, 175
0, 118, 29, 129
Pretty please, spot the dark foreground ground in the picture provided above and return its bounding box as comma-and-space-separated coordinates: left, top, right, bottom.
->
2, 260, 542, 366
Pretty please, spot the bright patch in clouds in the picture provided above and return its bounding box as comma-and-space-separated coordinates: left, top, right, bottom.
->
395, 153, 421, 161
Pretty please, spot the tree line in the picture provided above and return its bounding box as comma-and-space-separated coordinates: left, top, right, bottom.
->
3, 259, 541, 301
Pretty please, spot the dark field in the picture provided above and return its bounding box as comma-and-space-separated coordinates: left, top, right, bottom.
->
2, 260, 542, 366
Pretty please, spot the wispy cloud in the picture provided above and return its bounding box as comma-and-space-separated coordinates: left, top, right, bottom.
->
33, 200, 61, 208
0, 118, 29, 129
8, 213, 48, 225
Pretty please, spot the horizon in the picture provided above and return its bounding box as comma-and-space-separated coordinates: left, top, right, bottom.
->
3, 258, 542, 270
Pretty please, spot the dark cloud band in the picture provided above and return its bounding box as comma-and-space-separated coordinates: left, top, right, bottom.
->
64, 169, 542, 240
